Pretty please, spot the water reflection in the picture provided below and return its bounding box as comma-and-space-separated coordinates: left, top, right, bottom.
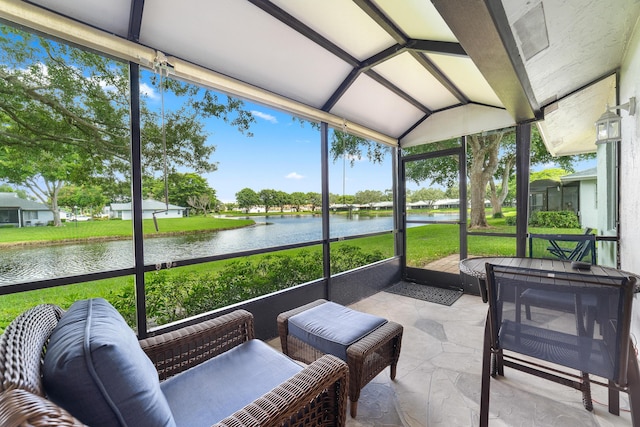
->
0, 213, 457, 285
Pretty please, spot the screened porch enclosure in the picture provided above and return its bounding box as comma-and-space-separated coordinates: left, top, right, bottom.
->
0, 0, 637, 346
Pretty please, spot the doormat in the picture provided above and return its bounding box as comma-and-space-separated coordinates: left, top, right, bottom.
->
384, 281, 463, 306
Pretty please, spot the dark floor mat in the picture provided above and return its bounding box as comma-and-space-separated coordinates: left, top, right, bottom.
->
385, 281, 463, 306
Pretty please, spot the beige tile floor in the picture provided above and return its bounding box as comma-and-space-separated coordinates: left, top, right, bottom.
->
272, 290, 634, 427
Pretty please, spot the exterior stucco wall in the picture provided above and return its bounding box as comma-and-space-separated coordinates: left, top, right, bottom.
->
579, 180, 598, 230
619, 17, 640, 277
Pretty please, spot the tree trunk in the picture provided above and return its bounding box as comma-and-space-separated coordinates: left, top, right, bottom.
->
489, 180, 502, 217
489, 156, 514, 217
468, 133, 503, 228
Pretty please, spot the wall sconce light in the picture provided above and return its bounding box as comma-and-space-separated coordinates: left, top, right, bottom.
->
595, 96, 636, 145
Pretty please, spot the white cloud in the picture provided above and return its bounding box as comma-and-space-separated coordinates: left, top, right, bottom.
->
285, 172, 304, 180
140, 82, 159, 100
252, 110, 278, 124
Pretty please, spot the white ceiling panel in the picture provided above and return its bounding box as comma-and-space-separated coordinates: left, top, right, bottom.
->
272, 0, 395, 61
139, 0, 352, 109
537, 74, 617, 156
401, 104, 515, 147
330, 74, 424, 138
28, 0, 131, 37
427, 54, 502, 108
373, 52, 458, 111
373, 0, 457, 42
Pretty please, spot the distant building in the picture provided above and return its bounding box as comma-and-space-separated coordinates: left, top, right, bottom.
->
529, 168, 597, 229
0, 192, 53, 227
561, 168, 597, 229
432, 198, 461, 209
110, 199, 187, 220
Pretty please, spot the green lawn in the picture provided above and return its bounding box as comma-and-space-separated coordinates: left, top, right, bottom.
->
0, 216, 254, 245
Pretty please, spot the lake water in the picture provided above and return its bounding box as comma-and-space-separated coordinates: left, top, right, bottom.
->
0, 213, 458, 285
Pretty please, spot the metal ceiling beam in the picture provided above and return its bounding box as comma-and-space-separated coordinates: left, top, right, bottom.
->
353, 0, 467, 105
248, 0, 427, 116
323, 45, 431, 113
247, 0, 359, 66
353, 0, 405, 42
432, 0, 540, 122
366, 71, 432, 114
407, 39, 466, 57
410, 51, 467, 104
127, 0, 145, 42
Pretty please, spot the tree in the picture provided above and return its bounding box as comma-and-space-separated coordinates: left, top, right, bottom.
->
445, 186, 460, 199
354, 190, 384, 206
0, 25, 254, 225
289, 192, 308, 212
186, 194, 211, 216
486, 128, 593, 219
404, 127, 594, 228
274, 191, 290, 212
235, 188, 259, 213
258, 189, 278, 213
306, 192, 321, 212
410, 188, 445, 206
0, 184, 29, 199
145, 172, 215, 209
58, 185, 108, 216
329, 193, 354, 205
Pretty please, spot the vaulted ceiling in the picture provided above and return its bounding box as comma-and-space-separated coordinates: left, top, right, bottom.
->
2, 0, 639, 156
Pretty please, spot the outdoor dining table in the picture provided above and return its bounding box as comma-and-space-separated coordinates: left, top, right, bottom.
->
459, 256, 637, 303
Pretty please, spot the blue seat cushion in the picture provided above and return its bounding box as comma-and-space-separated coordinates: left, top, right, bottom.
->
42, 298, 176, 427
160, 339, 303, 427
288, 301, 388, 361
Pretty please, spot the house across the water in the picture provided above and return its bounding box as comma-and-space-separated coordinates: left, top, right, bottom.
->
0, 192, 53, 227
109, 199, 187, 220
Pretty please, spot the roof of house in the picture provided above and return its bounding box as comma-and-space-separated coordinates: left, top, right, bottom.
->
0, 193, 49, 210
110, 199, 186, 211
560, 168, 597, 183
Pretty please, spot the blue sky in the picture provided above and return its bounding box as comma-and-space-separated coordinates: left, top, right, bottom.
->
143, 75, 393, 203
208, 107, 393, 203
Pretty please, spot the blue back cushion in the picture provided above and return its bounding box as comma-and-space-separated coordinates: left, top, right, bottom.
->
43, 298, 176, 427
288, 301, 387, 360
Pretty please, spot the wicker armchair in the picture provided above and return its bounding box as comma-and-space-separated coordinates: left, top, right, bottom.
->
0, 304, 349, 427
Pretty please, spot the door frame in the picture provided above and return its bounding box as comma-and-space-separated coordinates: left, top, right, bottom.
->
400, 141, 467, 289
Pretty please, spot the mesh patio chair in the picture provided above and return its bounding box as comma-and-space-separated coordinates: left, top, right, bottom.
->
528, 229, 596, 264
480, 263, 640, 427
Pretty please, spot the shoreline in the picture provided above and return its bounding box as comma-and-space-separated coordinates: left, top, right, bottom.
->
0, 225, 251, 249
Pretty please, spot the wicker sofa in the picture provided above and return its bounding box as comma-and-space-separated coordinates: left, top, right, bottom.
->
0, 300, 349, 427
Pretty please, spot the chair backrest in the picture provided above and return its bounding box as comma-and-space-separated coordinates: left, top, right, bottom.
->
0, 304, 63, 395
528, 232, 596, 264
485, 263, 635, 386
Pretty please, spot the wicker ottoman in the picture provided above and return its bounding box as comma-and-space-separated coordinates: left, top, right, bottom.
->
277, 299, 403, 418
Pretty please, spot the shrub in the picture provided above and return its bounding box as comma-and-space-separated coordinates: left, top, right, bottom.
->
529, 211, 580, 228
111, 245, 386, 327
504, 216, 517, 226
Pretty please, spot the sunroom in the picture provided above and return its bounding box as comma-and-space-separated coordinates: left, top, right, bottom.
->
1, 1, 639, 426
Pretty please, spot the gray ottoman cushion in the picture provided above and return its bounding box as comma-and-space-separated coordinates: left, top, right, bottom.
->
288, 301, 387, 360
161, 339, 303, 427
